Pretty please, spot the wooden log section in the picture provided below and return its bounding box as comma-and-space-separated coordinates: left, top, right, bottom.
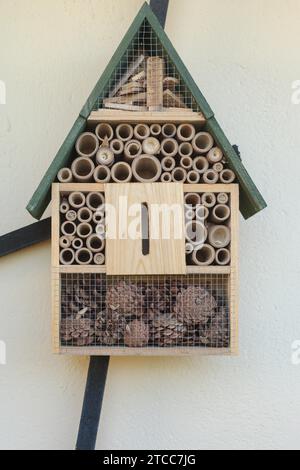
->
147, 57, 164, 111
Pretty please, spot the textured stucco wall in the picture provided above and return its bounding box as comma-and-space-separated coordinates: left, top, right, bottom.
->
0, 0, 299, 450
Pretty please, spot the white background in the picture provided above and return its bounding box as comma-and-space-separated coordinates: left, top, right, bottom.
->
0, 0, 299, 450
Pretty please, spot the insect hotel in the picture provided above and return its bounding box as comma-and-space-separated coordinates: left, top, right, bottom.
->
27, 3, 266, 356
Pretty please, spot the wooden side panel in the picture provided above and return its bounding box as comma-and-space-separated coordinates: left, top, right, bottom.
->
105, 183, 186, 275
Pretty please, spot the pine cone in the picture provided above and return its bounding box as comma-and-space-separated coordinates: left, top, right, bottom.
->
61, 318, 95, 346
95, 309, 126, 346
144, 285, 170, 319
150, 315, 186, 347
106, 281, 144, 317
199, 307, 230, 348
124, 320, 149, 347
173, 286, 217, 326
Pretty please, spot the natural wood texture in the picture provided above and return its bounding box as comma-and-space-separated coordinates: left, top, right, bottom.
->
119, 81, 145, 96
147, 57, 164, 110
229, 184, 239, 355
103, 102, 148, 112
88, 110, 206, 125
59, 346, 233, 357
51, 184, 60, 267
103, 92, 147, 105
163, 89, 187, 109
105, 183, 186, 275
109, 54, 145, 98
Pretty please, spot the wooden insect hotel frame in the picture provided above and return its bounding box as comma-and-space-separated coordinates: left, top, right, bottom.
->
27, 3, 266, 357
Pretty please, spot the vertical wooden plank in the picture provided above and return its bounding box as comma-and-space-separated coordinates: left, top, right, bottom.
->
51, 183, 60, 268
147, 57, 164, 111
76, 356, 110, 451
229, 184, 239, 355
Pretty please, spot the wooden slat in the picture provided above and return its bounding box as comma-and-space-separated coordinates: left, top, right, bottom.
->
88, 110, 206, 124
60, 346, 233, 357
105, 182, 186, 275
147, 57, 164, 110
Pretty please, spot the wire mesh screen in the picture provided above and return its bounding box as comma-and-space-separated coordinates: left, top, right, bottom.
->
93, 19, 201, 112
58, 273, 233, 350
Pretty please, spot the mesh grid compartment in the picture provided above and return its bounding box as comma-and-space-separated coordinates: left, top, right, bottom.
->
93, 19, 201, 112
58, 273, 232, 350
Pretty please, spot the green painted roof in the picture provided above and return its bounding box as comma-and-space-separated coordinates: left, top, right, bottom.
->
27, 2, 266, 220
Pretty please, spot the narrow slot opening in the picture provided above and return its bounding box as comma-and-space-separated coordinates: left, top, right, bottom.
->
141, 202, 150, 256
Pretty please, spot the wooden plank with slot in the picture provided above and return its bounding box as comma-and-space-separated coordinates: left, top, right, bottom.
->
105, 183, 186, 275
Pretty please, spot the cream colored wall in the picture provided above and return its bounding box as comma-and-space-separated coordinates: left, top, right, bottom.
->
0, 0, 299, 450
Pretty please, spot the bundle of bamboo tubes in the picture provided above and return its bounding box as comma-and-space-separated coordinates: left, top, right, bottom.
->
57, 123, 236, 185
59, 191, 105, 266
185, 191, 232, 266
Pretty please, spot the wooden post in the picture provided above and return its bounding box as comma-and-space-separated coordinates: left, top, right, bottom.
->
147, 57, 164, 111
76, 356, 110, 450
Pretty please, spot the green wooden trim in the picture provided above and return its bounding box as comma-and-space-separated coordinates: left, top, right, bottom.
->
205, 117, 267, 219
26, 1, 267, 220
26, 116, 86, 220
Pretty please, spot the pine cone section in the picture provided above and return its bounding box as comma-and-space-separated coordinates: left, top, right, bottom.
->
60, 274, 230, 349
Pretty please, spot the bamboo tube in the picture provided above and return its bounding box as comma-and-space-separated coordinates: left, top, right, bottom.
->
202, 193, 216, 208
75, 248, 93, 265
60, 199, 69, 214
124, 140, 142, 162
161, 138, 178, 158
195, 205, 209, 221
184, 193, 201, 206
78, 207, 93, 223
211, 204, 231, 224
72, 238, 83, 250
203, 169, 219, 184
216, 248, 231, 266
162, 123, 176, 138
76, 132, 99, 158
133, 124, 150, 140
94, 253, 105, 265
94, 165, 111, 183
185, 243, 194, 255
186, 220, 208, 246
192, 132, 214, 154
116, 124, 134, 142
161, 172, 172, 183
60, 236, 72, 249
150, 124, 161, 137
142, 137, 160, 155
77, 223, 93, 239
192, 244, 215, 266
172, 167, 187, 183
66, 210, 77, 222
161, 156, 176, 172
217, 193, 229, 205
71, 157, 95, 182
68, 192, 85, 209
192, 156, 209, 174
95, 123, 114, 142
61, 221, 77, 237
110, 139, 124, 155
220, 169, 236, 184
187, 170, 200, 184
132, 155, 161, 182
208, 225, 231, 248
95, 223, 106, 239
58, 168, 73, 183
86, 192, 105, 212
111, 162, 132, 183
96, 145, 114, 167
178, 143, 193, 159
86, 234, 105, 253
180, 156, 193, 170
177, 123, 196, 142
60, 248, 75, 265
185, 207, 195, 221
207, 147, 223, 164
213, 162, 224, 173
93, 211, 105, 224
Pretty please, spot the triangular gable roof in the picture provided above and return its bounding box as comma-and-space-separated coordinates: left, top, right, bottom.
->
26, 2, 266, 220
